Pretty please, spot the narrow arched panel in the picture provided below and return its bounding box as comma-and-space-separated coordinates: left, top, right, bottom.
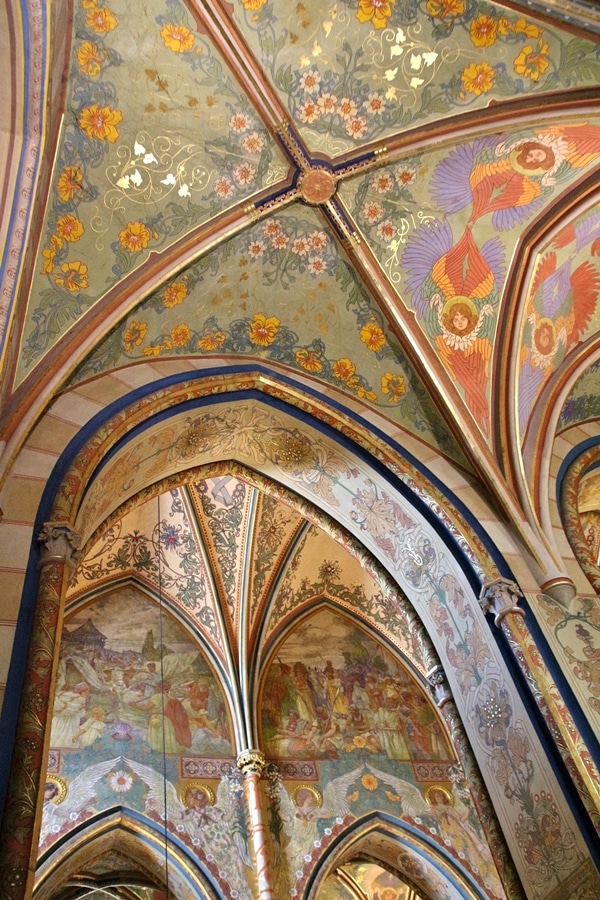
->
257, 607, 503, 899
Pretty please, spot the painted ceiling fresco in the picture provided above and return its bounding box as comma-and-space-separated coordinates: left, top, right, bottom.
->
46, 477, 505, 900
5, 0, 599, 477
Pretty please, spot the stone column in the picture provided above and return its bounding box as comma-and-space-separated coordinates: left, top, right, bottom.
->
480, 577, 600, 831
0, 523, 81, 899
237, 748, 273, 900
426, 662, 526, 899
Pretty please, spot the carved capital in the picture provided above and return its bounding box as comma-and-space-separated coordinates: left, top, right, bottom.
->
479, 578, 524, 627
237, 748, 266, 776
426, 665, 453, 708
37, 522, 81, 570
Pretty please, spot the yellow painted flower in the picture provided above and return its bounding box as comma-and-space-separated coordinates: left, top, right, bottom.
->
41, 235, 63, 274
332, 358, 356, 381
356, 0, 395, 30
160, 23, 195, 53
198, 330, 226, 351
163, 281, 188, 308
361, 773, 378, 790
118, 221, 151, 252
425, 0, 464, 18
353, 734, 367, 748
498, 16, 511, 36
57, 166, 84, 202
461, 61, 496, 96
295, 348, 323, 372
242, 0, 268, 9
56, 214, 84, 243
513, 16, 543, 39
469, 14, 497, 47
143, 344, 162, 357
356, 385, 378, 402
123, 321, 148, 352
82, 0, 98, 7
79, 104, 122, 142
54, 261, 89, 292
85, 7, 117, 32
77, 41, 104, 76
381, 372, 407, 402
171, 323, 191, 346
514, 43, 550, 81
359, 321, 385, 352
249, 313, 280, 347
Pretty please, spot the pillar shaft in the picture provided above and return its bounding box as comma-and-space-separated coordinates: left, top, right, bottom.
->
237, 749, 273, 900
0, 524, 80, 899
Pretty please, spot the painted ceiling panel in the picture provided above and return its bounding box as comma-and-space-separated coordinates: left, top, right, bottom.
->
69, 492, 228, 661
230, 0, 600, 156
518, 205, 600, 444
263, 523, 424, 672
558, 358, 600, 431
188, 477, 253, 644
70, 205, 468, 465
246, 489, 304, 633
18, 0, 287, 385
338, 119, 600, 438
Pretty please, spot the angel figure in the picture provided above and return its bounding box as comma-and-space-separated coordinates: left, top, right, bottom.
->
124, 757, 252, 900
40, 757, 121, 846
430, 124, 600, 232
366, 764, 503, 896
402, 221, 503, 435
518, 252, 600, 434
270, 766, 364, 894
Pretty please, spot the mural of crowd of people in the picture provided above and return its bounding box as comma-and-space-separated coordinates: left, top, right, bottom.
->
261, 609, 453, 766
49, 589, 233, 761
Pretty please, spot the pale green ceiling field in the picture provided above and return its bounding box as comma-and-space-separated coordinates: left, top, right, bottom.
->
232, 0, 600, 155
558, 359, 600, 433
70, 205, 467, 465
18, 0, 287, 383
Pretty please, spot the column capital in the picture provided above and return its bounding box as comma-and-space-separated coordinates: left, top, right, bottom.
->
37, 522, 81, 569
426, 665, 453, 708
479, 578, 525, 628
237, 748, 266, 776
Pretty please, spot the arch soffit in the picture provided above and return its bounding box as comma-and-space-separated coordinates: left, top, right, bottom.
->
305, 814, 489, 900
33, 809, 219, 900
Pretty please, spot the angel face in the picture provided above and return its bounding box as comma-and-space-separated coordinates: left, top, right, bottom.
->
533, 321, 555, 354
515, 141, 555, 172
443, 301, 478, 336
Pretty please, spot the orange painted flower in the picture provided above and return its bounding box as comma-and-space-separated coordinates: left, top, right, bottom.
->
381, 372, 407, 402
359, 321, 385, 352
356, 0, 395, 30
123, 321, 148, 352
77, 40, 104, 76
361, 773, 378, 790
118, 221, 151, 252
514, 43, 549, 81
171, 323, 191, 346
86, 7, 117, 32
198, 330, 226, 351
469, 14, 497, 47
57, 166, 84, 202
332, 358, 356, 381
56, 214, 84, 243
54, 261, 89, 292
461, 61, 496, 96
41, 235, 62, 274
249, 313, 280, 347
82, 0, 98, 7
163, 281, 188, 308
160, 23, 195, 53
425, 0, 464, 19
79, 104, 122, 142
295, 348, 323, 372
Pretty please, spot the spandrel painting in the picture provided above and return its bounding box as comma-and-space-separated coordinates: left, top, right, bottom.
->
262, 608, 453, 764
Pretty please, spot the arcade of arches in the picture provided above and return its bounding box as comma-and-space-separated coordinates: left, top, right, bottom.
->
1, 1, 600, 897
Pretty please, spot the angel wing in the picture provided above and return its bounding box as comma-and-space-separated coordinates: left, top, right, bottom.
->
365, 763, 428, 818
161, 650, 199, 681
124, 756, 184, 821
318, 765, 364, 820
402, 219, 454, 318
40, 757, 120, 844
